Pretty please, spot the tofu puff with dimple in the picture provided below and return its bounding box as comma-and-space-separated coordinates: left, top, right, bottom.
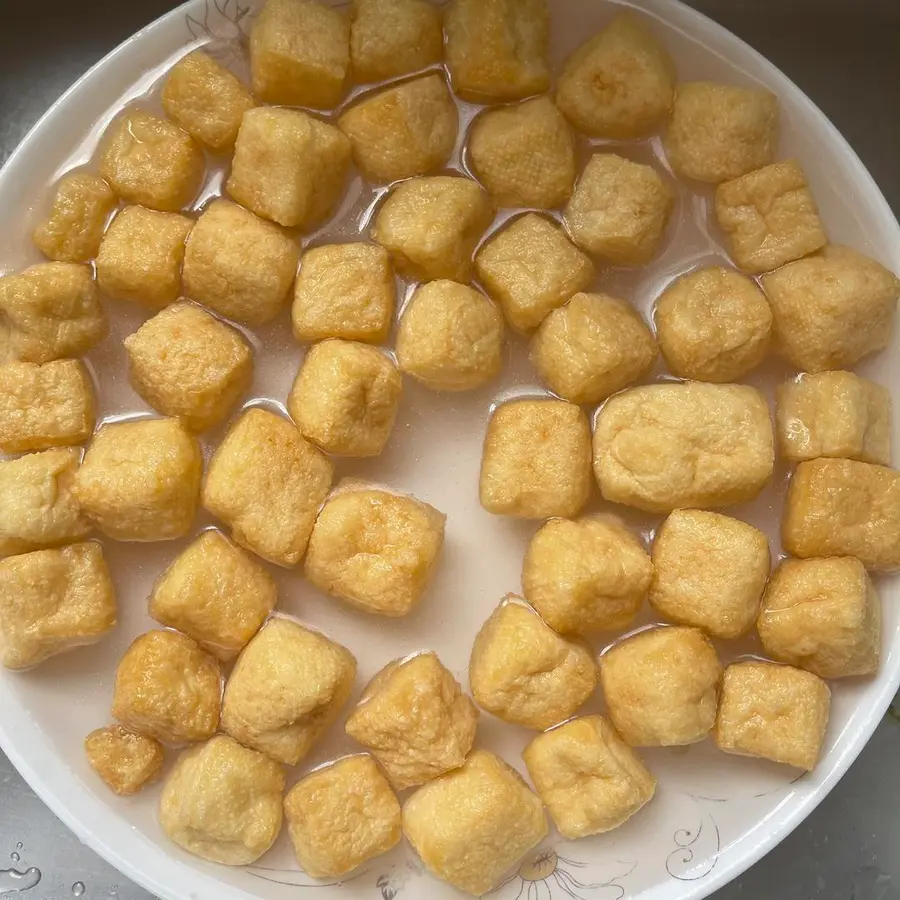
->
85, 725, 164, 797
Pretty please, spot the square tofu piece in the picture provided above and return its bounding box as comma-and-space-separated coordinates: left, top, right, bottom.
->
0, 360, 95, 454
74, 418, 202, 541
0, 263, 107, 364
84, 725, 164, 797
0, 542, 116, 670
203, 409, 333, 567
758, 557, 880, 679
161, 51, 255, 153
480, 399, 592, 519
284, 755, 401, 877
403, 750, 547, 896
250, 0, 350, 109
96, 206, 193, 309
649, 509, 770, 639
125, 303, 253, 432
474, 213, 595, 334
523, 715, 656, 838
372, 175, 493, 282
715, 661, 830, 770
183, 199, 298, 326
99, 111, 204, 212
776, 371, 891, 466
287, 340, 401, 456
291, 243, 394, 343
305, 487, 445, 617
600, 626, 721, 747
227, 107, 351, 229
345, 652, 478, 789
445, 0, 550, 103
33, 173, 118, 263
783, 458, 900, 572
149, 530, 277, 662
221, 618, 356, 765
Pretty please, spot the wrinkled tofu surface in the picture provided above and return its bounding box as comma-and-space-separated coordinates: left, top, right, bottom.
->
85, 725, 164, 796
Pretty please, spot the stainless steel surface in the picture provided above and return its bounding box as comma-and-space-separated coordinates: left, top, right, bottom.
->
1, 2, 899, 898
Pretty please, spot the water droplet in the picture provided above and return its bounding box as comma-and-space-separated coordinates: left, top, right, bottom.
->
0, 864, 42, 894
72, 882, 86, 897
10, 852, 19, 863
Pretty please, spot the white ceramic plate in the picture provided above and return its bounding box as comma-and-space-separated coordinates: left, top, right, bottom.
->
1, 2, 899, 899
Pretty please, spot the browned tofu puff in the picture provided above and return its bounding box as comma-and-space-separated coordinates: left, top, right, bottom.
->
84, 725, 164, 797
0, 542, 116, 670
715, 661, 830, 770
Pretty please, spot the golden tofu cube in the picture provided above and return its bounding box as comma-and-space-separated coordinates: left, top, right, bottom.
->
161, 50, 255, 152
715, 661, 830, 770
0, 542, 116, 670
124, 303, 253, 432
655, 266, 772, 382
649, 509, 770, 639
99, 110, 204, 211
403, 749, 547, 896
159, 735, 284, 865
287, 340, 401, 456
468, 96, 576, 209
291, 243, 394, 344
338, 74, 457, 184
564, 153, 674, 265
474, 213, 595, 334
396, 280, 504, 392
556, 12, 674, 139
664, 82, 779, 184
149, 530, 277, 662
221, 617, 356, 765
761, 245, 900, 373
284, 755, 401, 877
445, 0, 550, 103
531, 291, 657, 405
480, 399, 592, 519
522, 516, 651, 636
523, 715, 656, 838
0, 359, 95, 454
783, 458, 900, 572
0, 262, 107, 364
33, 173, 117, 263
600, 626, 721, 747
372, 175, 493, 282
305, 486, 445, 617
227, 107, 351, 229
203, 409, 333, 567
250, 0, 349, 108
593, 382, 774, 513
96, 206, 193, 309
345, 652, 478, 789
469, 596, 596, 730
350, 0, 443, 82
84, 725, 164, 797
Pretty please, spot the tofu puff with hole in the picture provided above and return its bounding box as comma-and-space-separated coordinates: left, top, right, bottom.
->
84, 725, 164, 797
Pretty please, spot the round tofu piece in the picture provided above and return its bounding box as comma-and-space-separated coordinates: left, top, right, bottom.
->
469, 596, 597, 730
396, 281, 504, 392
523, 715, 656, 838
74, 418, 202, 542
305, 487, 446, 618
468, 97, 576, 209
287, 340, 402, 457
522, 516, 651, 636
600, 626, 721, 747
112, 630, 221, 743
284, 755, 401, 878
664, 82, 779, 184
220, 617, 357, 765
531, 292, 657, 405
345, 652, 478, 789
758, 557, 880, 679
159, 735, 284, 865
655, 266, 773, 382
556, 12, 675, 139
84, 725, 164, 797
402, 749, 547, 896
